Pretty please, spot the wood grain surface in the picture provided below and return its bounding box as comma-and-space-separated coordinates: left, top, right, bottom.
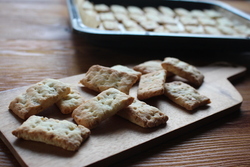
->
0, 0, 250, 166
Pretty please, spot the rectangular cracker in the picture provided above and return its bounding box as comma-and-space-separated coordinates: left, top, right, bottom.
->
9, 79, 71, 119
111, 65, 141, 80
72, 88, 134, 129
164, 81, 211, 110
161, 57, 204, 86
56, 86, 85, 114
117, 99, 168, 128
137, 70, 166, 100
80, 65, 138, 94
110, 4, 127, 14
12, 115, 90, 151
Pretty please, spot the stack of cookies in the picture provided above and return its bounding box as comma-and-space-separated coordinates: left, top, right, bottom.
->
9, 57, 211, 151
76, 0, 250, 36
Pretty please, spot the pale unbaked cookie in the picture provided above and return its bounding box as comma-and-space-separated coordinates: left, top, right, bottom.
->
9, 79, 71, 119
94, 4, 110, 13
129, 13, 147, 23
72, 88, 134, 129
140, 20, 159, 31
82, 1, 94, 10
179, 16, 199, 26
190, 9, 206, 18
164, 24, 184, 33
117, 99, 168, 128
185, 25, 204, 34
99, 12, 116, 21
161, 57, 204, 86
114, 13, 129, 22
164, 81, 211, 110
127, 6, 144, 15
143, 7, 160, 15
158, 6, 175, 17
102, 20, 119, 30
80, 65, 138, 94
137, 70, 167, 100
198, 17, 216, 26
174, 8, 190, 16
56, 86, 85, 114
110, 4, 127, 14
204, 26, 221, 35
12, 115, 90, 151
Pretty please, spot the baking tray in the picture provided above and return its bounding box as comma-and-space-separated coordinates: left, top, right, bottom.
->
67, 0, 250, 51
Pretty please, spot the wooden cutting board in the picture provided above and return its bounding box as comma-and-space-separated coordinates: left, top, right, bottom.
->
0, 63, 246, 167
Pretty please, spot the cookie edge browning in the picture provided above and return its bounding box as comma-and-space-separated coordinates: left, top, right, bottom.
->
117, 99, 168, 128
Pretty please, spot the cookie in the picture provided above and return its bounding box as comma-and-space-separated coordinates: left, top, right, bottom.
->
81, 1, 94, 10
204, 9, 222, 19
56, 86, 85, 114
94, 4, 110, 13
198, 17, 216, 26
99, 12, 115, 21
190, 9, 206, 18
204, 26, 221, 35
137, 70, 167, 100
80, 65, 138, 94
110, 4, 127, 14
129, 13, 147, 23
217, 25, 237, 35
111, 65, 141, 80
79, 10, 100, 28
102, 20, 119, 30
158, 15, 177, 25
117, 99, 168, 128
133, 60, 165, 74
158, 6, 175, 17
72, 88, 134, 129
127, 6, 144, 15
174, 8, 190, 16
9, 79, 71, 119
12, 115, 90, 151
122, 19, 138, 28
114, 13, 129, 22
143, 7, 160, 15
179, 16, 199, 26
164, 81, 211, 110
140, 20, 159, 31
164, 24, 184, 33
161, 57, 204, 86
185, 25, 204, 34
216, 17, 234, 27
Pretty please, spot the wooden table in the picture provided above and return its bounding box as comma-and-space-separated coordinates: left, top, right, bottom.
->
0, 0, 250, 166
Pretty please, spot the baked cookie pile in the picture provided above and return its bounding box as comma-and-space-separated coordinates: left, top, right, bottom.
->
9, 57, 211, 151
77, 0, 250, 36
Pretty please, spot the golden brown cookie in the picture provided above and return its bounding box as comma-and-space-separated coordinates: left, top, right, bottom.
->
9, 79, 71, 119
117, 99, 168, 128
72, 88, 134, 129
12, 115, 90, 151
164, 81, 211, 110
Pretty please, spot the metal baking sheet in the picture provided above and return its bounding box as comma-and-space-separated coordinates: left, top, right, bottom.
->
67, 0, 250, 51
